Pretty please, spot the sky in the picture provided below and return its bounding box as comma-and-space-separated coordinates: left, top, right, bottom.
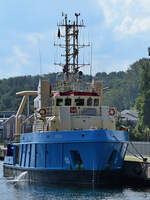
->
0, 0, 150, 79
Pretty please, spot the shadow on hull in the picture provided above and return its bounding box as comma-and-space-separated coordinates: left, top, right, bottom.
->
3, 165, 123, 188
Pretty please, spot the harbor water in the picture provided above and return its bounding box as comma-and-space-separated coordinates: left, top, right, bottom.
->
1, 161, 150, 200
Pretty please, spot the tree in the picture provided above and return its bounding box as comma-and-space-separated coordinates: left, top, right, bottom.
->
136, 60, 150, 129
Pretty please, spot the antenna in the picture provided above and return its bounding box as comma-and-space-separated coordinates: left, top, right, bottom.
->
54, 13, 90, 90
38, 39, 42, 75
90, 42, 93, 79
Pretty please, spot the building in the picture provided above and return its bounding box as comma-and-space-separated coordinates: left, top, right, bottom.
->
121, 109, 138, 127
2, 113, 33, 144
3, 115, 16, 143
0, 111, 16, 143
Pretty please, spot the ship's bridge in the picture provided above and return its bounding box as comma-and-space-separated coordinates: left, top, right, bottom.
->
32, 80, 115, 132
53, 91, 100, 108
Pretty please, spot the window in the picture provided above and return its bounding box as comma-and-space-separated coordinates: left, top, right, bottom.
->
87, 97, 92, 106
65, 98, 71, 106
75, 98, 84, 106
56, 98, 63, 106
94, 99, 99, 106
81, 108, 97, 116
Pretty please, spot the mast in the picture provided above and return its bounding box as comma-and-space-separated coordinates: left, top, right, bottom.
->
54, 13, 90, 90
64, 14, 70, 81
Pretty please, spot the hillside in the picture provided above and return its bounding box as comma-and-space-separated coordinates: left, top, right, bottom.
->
0, 58, 149, 112
102, 58, 145, 110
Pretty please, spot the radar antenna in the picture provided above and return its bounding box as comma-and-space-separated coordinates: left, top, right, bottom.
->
54, 13, 90, 90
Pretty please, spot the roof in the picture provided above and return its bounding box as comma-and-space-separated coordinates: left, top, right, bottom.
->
53, 91, 99, 97
121, 110, 138, 121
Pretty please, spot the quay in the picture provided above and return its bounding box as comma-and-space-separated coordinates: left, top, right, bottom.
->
122, 153, 150, 186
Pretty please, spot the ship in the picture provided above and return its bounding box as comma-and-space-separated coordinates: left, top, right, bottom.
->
3, 13, 128, 187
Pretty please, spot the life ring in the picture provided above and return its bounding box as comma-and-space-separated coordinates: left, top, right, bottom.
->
40, 108, 46, 116
109, 108, 115, 116
70, 107, 77, 113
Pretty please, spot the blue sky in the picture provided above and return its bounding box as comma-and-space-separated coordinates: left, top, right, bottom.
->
0, 0, 150, 78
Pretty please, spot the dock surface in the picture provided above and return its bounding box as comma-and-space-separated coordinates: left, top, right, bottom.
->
123, 156, 150, 186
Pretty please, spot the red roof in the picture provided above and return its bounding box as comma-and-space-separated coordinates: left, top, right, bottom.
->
53, 91, 99, 97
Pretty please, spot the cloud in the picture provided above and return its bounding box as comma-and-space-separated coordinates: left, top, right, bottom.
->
24, 32, 53, 47
98, 0, 150, 36
115, 16, 150, 35
93, 54, 132, 74
4, 45, 29, 67
13, 46, 29, 65
0, 30, 57, 78
0, 45, 31, 78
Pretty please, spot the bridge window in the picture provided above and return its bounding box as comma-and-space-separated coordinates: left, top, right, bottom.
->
65, 98, 72, 106
56, 98, 63, 106
81, 108, 97, 116
94, 99, 99, 106
75, 98, 84, 106
87, 97, 92, 106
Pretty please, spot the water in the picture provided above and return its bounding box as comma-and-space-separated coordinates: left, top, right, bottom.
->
1, 161, 150, 200
7, 171, 28, 185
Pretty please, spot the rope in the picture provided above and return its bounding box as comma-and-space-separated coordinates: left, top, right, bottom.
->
129, 141, 147, 162
126, 148, 144, 161
112, 133, 147, 162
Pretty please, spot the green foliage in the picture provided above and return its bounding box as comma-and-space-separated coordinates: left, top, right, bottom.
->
0, 73, 57, 111
0, 58, 148, 113
96, 58, 144, 110
128, 126, 145, 141
136, 60, 150, 130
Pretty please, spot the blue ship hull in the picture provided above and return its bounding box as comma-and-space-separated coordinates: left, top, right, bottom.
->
3, 129, 128, 186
